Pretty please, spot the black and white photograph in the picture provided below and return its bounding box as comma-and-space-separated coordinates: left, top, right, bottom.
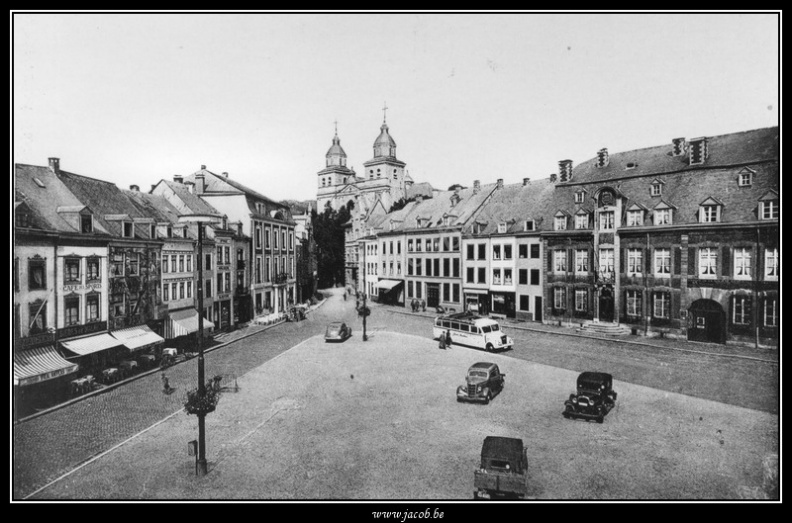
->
12, 11, 780, 503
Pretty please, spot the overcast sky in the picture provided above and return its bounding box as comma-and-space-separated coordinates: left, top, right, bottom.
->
13, 12, 779, 203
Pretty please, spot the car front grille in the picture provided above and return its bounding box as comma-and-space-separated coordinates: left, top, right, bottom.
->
467, 384, 476, 396
501, 335, 508, 345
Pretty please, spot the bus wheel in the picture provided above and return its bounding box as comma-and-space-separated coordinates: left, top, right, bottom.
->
486, 343, 494, 352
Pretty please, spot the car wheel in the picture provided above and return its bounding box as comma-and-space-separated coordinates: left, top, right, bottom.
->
484, 391, 491, 405
596, 412, 604, 424
486, 343, 494, 352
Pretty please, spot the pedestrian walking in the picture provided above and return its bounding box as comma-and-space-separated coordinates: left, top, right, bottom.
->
344, 291, 347, 301
161, 372, 171, 394
445, 330, 452, 349
421, 299, 426, 312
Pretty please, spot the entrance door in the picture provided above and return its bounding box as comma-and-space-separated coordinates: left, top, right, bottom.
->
534, 296, 542, 322
427, 284, 440, 308
688, 299, 725, 344
599, 287, 614, 322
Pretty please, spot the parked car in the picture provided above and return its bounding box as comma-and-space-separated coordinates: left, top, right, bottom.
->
563, 371, 618, 423
473, 436, 529, 500
457, 362, 505, 404
324, 322, 352, 342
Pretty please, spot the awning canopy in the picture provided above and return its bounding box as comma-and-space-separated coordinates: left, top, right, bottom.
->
164, 308, 215, 339
376, 279, 403, 291
14, 345, 79, 386
111, 325, 164, 351
61, 333, 127, 357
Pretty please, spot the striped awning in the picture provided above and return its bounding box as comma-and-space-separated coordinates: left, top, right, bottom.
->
61, 333, 126, 356
164, 309, 215, 339
14, 346, 79, 386
110, 325, 164, 351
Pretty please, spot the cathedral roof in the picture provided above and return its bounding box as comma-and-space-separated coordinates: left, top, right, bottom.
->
326, 133, 347, 158
374, 122, 397, 149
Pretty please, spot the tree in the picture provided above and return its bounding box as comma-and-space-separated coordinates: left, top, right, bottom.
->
312, 203, 350, 289
388, 196, 415, 213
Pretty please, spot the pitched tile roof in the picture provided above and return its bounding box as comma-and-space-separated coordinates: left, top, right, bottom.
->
385, 184, 498, 232
14, 163, 110, 235
155, 180, 221, 216
462, 179, 556, 235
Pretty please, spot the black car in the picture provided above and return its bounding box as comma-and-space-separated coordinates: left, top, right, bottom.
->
563, 371, 617, 423
457, 362, 505, 404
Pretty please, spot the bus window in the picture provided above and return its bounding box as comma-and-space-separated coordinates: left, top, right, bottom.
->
451, 322, 460, 331
482, 325, 492, 333
442, 320, 451, 328
435, 319, 441, 326
471, 327, 480, 334
461, 324, 470, 332
491, 324, 500, 331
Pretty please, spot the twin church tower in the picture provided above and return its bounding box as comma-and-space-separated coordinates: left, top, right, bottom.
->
316, 107, 415, 215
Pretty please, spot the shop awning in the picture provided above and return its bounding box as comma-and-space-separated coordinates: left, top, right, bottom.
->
111, 325, 164, 351
14, 345, 79, 386
164, 309, 215, 339
61, 333, 127, 357
376, 279, 403, 291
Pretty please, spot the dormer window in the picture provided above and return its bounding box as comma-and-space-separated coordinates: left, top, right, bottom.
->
738, 168, 754, 187
167, 226, 173, 238
650, 179, 664, 197
554, 213, 567, 231
625, 162, 637, 170
698, 197, 722, 223
626, 210, 643, 227
473, 223, 484, 235
524, 220, 534, 231
598, 210, 615, 231
575, 212, 588, 230
653, 200, 675, 226
759, 191, 779, 220
80, 214, 93, 233
16, 211, 29, 227
497, 222, 507, 234
574, 191, 586, 204
123, 222, 134, 238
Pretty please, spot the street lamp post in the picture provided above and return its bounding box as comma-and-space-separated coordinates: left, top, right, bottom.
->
180, 213, 222, 476
362, 243, 368, 341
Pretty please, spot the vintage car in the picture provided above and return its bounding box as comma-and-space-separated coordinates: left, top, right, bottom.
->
473, 436, 529, 500
457, 362, 505, 404
324, 322, 352, 342
563, 371, 618, 423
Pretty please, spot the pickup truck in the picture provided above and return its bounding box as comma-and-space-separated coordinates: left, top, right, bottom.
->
473, 436, 528, 500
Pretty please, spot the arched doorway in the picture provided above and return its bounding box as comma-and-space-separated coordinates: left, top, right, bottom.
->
688, 299, 726, 344
599, 286, 614, 322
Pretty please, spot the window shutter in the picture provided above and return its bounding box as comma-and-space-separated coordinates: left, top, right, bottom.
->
728, 296, 734, 326
547, 250, 553, 273
674, 247, 682, 275
645, 249, 652, 274
638, 292, 643, 316
746, 296, 753, 327
619, 248, 625, 273
567, 249, 573, 272
688, 248, 696, 275
671, 292, 679, 319
721, 247, 731, 278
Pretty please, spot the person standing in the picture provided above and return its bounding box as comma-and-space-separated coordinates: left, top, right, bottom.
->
445, 330, 452, 349
161, 372, 171, 393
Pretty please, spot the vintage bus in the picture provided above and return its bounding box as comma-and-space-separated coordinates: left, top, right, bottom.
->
433, 312, 514, 352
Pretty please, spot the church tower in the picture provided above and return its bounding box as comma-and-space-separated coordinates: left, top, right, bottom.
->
316, 123, 357, 211
361, 104, 407, 209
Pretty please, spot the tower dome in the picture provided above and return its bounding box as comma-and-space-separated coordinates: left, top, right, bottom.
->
373, 122, 397, 158
326, 132, 347, 167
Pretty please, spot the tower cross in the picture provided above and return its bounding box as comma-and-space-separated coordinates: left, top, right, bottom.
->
334, 119, 338, 135
382, 102, 388, 123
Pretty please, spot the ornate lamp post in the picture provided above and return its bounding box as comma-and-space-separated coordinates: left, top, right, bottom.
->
179, 213, 222, 475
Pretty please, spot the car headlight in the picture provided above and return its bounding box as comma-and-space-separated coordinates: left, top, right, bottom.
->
476, 385, 482, 393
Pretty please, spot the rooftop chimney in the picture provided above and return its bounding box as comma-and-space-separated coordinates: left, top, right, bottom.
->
200, 164, 206, 170
523, 177, 530, 186
672, 137, 686, 156
688, 137, 709, 165
195, 173, 205, 195
496, 178, 504, 189
222, 171, 229, 178
473, 180, 480, 194
48, 157, 60, 173
185, 181, 195, 194
129, 185, 139, 192
550, 173, 558, 183
596, 148, 609, 168
558, 160, 573, 182
173, 175, 183, 183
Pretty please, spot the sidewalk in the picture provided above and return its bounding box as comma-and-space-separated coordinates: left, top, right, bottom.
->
376, 303, 779, 364
213, 298, 328, 345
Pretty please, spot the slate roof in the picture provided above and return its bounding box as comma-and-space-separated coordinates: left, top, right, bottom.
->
549, 127, 779, 227
462, 179, 556, 235
123, 190, 186, 227
384, 184, 498, 233
405, 182, 435, 201
157, 180, 222, 216
14, 163, 110, 235
562, 127, 778, 185
56, 170, 151, 238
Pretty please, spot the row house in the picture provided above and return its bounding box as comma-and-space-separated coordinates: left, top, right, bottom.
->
381, 183, 497, 311
543, 127, 778, 347
159, 167, 296, 316
461, 177, 553, 320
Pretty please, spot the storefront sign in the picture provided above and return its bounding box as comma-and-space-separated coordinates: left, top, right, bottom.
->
58, 321, 107, 339
63, 283, 103, 292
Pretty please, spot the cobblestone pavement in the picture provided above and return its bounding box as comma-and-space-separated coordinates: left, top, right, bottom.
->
13, 295, 336, 499
363, 302, 779, 415
13, 289, 778, 499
